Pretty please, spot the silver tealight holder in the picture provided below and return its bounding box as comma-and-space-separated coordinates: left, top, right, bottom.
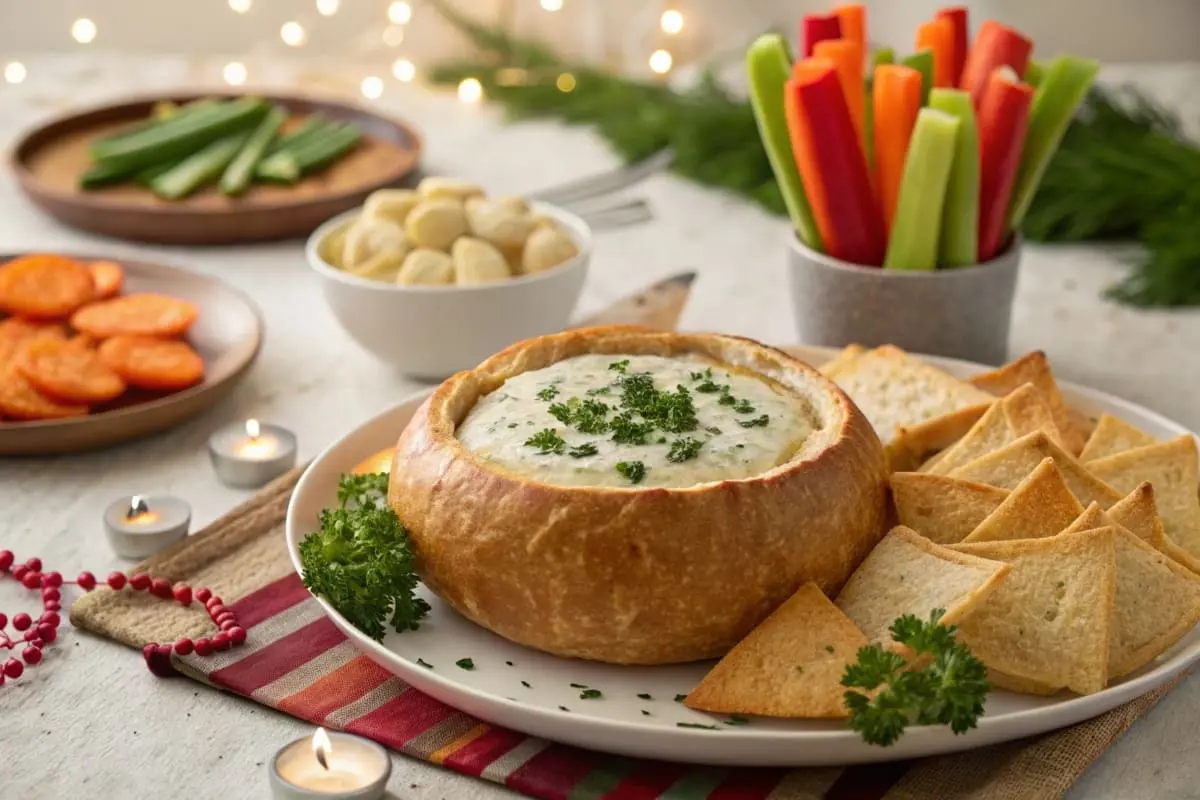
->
207, 418, 298, 489
269, 727, 390, 799
102, 494, 192, 559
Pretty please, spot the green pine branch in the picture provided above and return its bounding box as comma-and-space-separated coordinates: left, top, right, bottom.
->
425, 0, 1200, 308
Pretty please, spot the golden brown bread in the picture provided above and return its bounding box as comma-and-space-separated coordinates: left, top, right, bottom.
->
388, 326, 889, 664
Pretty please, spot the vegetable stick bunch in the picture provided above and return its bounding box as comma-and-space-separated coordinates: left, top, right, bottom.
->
746, 4, 1098, 270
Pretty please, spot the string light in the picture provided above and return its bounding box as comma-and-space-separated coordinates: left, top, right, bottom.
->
660, 9, 684, 34
316, 0, 339, 16
387, 1, 412, 24
4, 62, 26, 84
361, 76, 384, 99
280, 21, 306, 47
71, 18, 97, 44
540, 0, 563, 10
556, 73, 576, 93
649, 49, 673, 74
228, 0, 251, 12
223, 61, 247, 86
457, 78, 483, 103
391, 58, 415, 82
382, 25, 405, 46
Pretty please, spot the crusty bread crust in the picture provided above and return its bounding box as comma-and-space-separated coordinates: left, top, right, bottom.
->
388, 326, 889, 664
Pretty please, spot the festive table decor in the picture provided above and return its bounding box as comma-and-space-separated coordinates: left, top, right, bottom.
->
208, 418, 299, 488
102, 494, 192, 559
269, 728, 390, 800
423, 0, 1200, 307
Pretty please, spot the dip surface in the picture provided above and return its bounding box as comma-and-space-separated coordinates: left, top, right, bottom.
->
457, 354, 817, 488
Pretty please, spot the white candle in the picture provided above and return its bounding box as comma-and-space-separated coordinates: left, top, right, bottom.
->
270, 728, 390, 800
102, 495, 191, 559
207, 419, 298, 488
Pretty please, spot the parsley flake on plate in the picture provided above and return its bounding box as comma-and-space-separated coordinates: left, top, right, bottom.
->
579, 689, 603, 700
455, 658, 475, 670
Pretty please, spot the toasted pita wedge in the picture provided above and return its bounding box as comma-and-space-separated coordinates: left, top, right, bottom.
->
890, 473, 1009, 545
684, 583, 866, 719
1062, 502, 1110, 535
818, 344, 866, 378
887, 405, 994, 472
922, 403, 1013, 476
1000, 384, 1065, 447
968, 351, 1087, 454
1108, 529, 1200, 679
1104, 483, 1200, 576
963, 458, 1085, 543
1087, 436, 1200, 557
835, 526, 1010, 644
951, 527, 1117, 695
1079, 414, 1156, 463
949, 432, 1123, 509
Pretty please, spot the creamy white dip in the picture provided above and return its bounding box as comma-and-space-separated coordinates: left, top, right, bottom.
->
457, 354, 817, 488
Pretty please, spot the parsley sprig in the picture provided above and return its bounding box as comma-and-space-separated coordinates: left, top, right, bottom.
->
299, 473, 430, 642
841, 610, 989, 747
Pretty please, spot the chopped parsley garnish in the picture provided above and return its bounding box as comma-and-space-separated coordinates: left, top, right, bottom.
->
549, 397, 611, 434
706, 426, 722, 435
674, 694, 688, 703
505, 661, 514, 666
536, 386, 559, 401
586, 386, 611, 396
525, 429, 566, 454
657, 436, 667, 444
417, 658, 433, 669
579, 689, 603, 700
547, 402, 572, 424
677, 722, 720, 730
610, 414, 655, 445
608, 359, 630, 373
616, 461, 646, 484
667, 437, 704, 463
521, 680, 531, 688
637, 693, 653, 700
725, 715, 750, 726
695, 380, 728, 394
569, 683, 589, 688
718, 393, 737, 406
455, 658, 475, 670
690, 368, 712, 381
738, 414, 770, 428
641, 709, 652, 716
825, 645, 835, 654
558, 705, 570, 712
732, 399, 756, 414
507, 422, 518, 429
568, 443, 598, 458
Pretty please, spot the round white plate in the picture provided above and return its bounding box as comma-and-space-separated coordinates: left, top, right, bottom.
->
285, 345, 1200, 767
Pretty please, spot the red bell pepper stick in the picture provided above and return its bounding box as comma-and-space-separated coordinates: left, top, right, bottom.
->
935, 7, 969, 86
801, 14, 843, 58
785, 59, 885, 266
812, 38, 866, 146
833, 4, 866, 51
960, 20, 1033, 107
915, 17, 956, 88
977, 68, 1033, 261
872, 64, 923, 234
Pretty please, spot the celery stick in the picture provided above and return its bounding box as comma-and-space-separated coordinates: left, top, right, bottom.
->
746, 33, 823, 250
220, 106, 288, 195
1006, 55, 1099, 232
150, 131, 252, 200
872, 48, 895, 68
901, 50, 934, 106
929, 89, 980, 267
884, 109, 960, 270
1024, 58, 1046, 88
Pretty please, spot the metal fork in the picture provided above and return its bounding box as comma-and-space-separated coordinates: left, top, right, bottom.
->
572, 198, 654, 230
529, 148, 675, 205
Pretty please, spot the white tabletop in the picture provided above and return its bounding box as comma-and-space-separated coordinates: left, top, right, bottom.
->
1, 55, 1198, 799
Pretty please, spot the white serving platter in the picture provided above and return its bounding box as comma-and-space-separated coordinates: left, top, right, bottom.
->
284, 345, 1200, 767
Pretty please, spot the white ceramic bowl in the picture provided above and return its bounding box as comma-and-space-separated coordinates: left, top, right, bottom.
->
306, 202, 591, 379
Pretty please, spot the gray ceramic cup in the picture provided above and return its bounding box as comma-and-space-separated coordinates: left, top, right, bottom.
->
787, 235, 1020, 365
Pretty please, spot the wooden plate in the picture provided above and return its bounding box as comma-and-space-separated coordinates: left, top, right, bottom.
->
10, 91, 422, 245
0, 253, 263, 455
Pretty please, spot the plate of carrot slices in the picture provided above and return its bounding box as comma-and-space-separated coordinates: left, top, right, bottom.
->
0, 252, 262, 455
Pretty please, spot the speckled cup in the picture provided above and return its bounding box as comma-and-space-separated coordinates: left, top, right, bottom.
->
787, 236, 1021, 365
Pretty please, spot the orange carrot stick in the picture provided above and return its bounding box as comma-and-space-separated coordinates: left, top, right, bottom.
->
960, 20, 1033, 107
832, 4, 866, 51
812, 39, 866, 146
935, 7, 969, 86
872, 64, 924, 234
916, 17, 956, 88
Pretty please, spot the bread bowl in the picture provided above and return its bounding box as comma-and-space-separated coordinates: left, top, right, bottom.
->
388, 326, 888, 664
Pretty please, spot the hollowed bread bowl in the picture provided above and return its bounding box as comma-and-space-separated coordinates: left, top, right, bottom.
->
388, 326, 888, 664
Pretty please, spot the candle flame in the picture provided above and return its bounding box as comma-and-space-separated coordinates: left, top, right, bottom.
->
245, 419, 261, 439
127, 496, 150, 519
312, 727, 332, 771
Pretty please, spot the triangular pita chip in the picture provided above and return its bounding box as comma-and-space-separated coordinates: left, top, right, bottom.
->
922, 402, 1013, 476
1079, 413, 1156, 463
968, 351, 1087, 454
888, 404, 993, 472
890, 473, 1009, 545
818, 344, 865, 378
949, 432, 1123, 509
1108, 529, 1200, 679
684, 583, 866, 719
951, 527, 1117, 695
835, 526, 1010, 644
1101, 483, 1200, 577
963, 458, 1085, 543
1000, 384, 1064, 447
1062, 502, 1109, 535
1087, 436, 1200, 557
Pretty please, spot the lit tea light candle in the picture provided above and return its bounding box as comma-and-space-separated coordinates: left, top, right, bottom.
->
207, 418, 298, 488
269, 727, 390, 799
103, 495, 192, 559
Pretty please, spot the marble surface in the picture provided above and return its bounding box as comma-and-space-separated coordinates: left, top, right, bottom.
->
1, 54, 1199, 799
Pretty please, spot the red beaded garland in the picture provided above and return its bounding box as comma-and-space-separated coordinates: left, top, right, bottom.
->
1, 554, 247, 688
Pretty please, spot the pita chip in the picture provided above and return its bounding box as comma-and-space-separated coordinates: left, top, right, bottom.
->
922, 402, 1014, 476
819, 344, 865, 378
835, 526, 1010, 644
888, 405, 995, 472
963, 458, 1085, 543
1090, 483, 1200, 577
949, 431, 1123, 509
684, 583, 866, 719
1061, 502, 1110, 535
1088, 436, 1200, 557
968, 351, 1087, 454
1079, 413, 1157, 463
1000, 384, 1065, 447
951, 527, 1117, 695
890, 472, 1010, 545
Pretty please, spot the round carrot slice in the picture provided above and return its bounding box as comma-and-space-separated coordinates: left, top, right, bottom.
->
97, 335, 205, 391
0, 368, 89, 421
0, 255, 95, 320
15, 338, 126, 404
89, 261, 125, 300
0, 317, 68, 344
70, 293, 199, 339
